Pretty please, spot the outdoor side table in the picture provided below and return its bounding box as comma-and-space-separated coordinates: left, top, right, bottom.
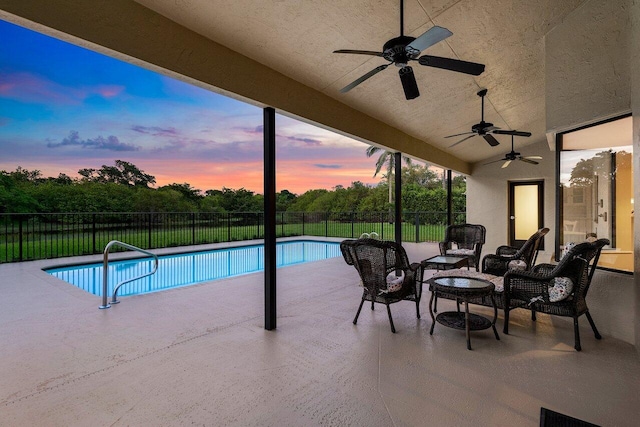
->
422, 255, 469, 271
428, 276, 500, 350
422, 255, 469, 313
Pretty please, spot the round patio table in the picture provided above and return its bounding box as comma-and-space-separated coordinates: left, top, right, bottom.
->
428, 276, 500, 350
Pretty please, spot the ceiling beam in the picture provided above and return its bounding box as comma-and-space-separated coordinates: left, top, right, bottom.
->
0, 0, 470, 174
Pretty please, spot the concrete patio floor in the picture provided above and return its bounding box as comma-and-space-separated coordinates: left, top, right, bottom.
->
1, 239, 639, 426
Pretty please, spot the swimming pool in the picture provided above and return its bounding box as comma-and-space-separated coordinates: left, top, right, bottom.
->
46, 240, 341, 297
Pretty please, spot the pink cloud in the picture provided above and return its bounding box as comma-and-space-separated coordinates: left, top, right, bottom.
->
95, 85, 125, 98
0, 72, 126, 104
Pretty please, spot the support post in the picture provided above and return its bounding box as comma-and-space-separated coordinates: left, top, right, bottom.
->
264, 107, 277, 330
446, 169, 453, 226
394, 152, 402, 245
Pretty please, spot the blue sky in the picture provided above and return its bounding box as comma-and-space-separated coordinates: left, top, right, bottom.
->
0, 19, 384, 194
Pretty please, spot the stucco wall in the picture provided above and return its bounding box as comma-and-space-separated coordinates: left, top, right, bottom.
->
467, 139, 555, 264
546, 0, 631, 134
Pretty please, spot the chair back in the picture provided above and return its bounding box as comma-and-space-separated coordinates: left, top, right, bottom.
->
516, 227, 549, 268
552, 238, 609, 304
442, 223, 486, 250
340, 239, 358, 266
349, 239, 416, 298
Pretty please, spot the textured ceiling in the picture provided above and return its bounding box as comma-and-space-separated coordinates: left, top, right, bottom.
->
134, 0, 586, 164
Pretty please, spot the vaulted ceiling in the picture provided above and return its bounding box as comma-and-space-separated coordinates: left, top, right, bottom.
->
134, 0, 587, 165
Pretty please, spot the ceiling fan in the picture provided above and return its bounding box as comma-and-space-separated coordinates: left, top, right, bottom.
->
333, 0, 485, 100
446, 89, 532, 147
484, 134, 542, 168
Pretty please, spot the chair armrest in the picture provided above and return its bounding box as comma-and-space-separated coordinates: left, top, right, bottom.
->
531, 263, 555, 277
496, 245, 518, 256
503, 270, 552, 303
482, 253, 511, 276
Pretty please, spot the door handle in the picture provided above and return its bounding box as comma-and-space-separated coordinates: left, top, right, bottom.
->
510, 216, 515, 220
598, 212, 607, 222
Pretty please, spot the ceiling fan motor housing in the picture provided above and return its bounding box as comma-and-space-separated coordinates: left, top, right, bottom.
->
472, 121, 493, 134
383, 35, 417, 64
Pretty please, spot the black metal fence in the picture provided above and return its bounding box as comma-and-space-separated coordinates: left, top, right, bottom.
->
0, 211, 466, 263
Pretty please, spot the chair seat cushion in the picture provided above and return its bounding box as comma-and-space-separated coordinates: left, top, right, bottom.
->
445, 248, 475, 257
431, 269, 503, 292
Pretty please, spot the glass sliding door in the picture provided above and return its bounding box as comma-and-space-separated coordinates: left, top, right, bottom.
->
558, 115, 633, 272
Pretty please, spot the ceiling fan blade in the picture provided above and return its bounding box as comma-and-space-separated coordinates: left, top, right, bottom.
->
399, 66, 419, 100
445, 131, 475, 138
483, 158, 507, 166
406, 26, 452, 54
417, 55, 485, 76
339, 64, 390, 93
483, 134, 500, 146
492, 130, 532, 137
501, 160, 512, 169
524, 155, 543, 160
333, 49, 384, 57
449, 134, 476, 148
520, 158, 539, 165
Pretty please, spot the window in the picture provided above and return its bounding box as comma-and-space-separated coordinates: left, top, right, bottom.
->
571, 187, 584, 204
557, 115, 633, 273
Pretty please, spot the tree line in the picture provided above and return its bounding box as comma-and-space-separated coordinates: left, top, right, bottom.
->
0, 160, 465, 214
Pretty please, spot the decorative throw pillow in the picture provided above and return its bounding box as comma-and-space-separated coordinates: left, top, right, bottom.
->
507, 260, 527, 271
381, 271, 404, 293
561, 242, 576, 258
548, 277, 574, 302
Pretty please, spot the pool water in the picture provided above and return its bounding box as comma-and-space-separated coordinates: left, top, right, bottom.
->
46, 240, 341, 297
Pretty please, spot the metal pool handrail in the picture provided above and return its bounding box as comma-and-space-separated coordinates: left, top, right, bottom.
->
99, 240, 159, 309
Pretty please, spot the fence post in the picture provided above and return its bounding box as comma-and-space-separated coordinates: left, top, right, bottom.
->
192, 212, 196, 245
227, 213, 231, 242
147, 213, 152, 248
351, 212, 354, 238
18, 215, 23, 262
415, 213, 419, 243
302, 212, 305, 236
325, 212, 329, 237
281, 212, 285, 237
380, 213, 384, 240
92, 213, 97, 254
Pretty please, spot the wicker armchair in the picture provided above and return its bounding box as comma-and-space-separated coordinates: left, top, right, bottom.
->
340, 239, 424, 333
439, 224, 486, 271
503, 238, 609, 351
482, 228, 549, 276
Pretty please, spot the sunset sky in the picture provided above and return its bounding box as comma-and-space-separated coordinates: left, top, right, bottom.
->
0, 19, 391, 195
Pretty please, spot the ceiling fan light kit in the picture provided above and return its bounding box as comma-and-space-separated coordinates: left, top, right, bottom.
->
333, 0, 485, 100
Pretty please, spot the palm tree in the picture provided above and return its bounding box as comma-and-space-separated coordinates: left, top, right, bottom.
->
365, 146, 412, 204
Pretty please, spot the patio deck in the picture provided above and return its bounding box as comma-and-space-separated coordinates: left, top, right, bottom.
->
1, 240, 638, 426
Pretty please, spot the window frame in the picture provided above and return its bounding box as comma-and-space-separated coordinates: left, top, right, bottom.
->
554, 113, 633, 274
